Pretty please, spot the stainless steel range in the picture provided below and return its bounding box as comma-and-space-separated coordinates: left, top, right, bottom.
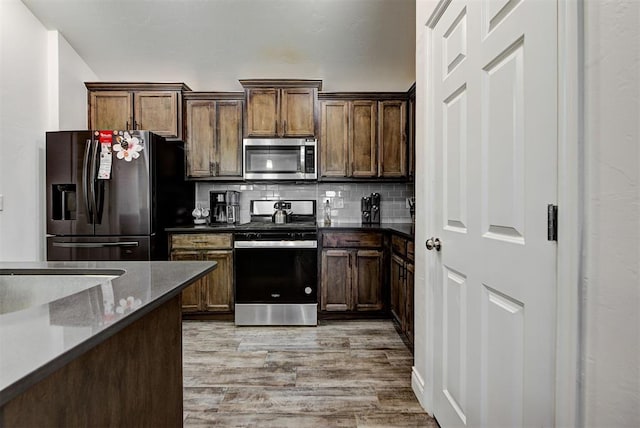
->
234, 200, 318, 326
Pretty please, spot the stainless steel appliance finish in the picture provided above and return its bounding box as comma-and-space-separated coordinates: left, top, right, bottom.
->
46, 130, 193, 261
234, 199, 318, 326
243, 138, 317, 181
235, 303, 318, 326
209, 190, 241, 224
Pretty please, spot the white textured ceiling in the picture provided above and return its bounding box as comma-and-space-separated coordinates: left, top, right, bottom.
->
23, 0, 416, 92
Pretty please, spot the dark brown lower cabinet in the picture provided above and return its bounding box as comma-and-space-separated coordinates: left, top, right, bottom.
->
169, 233, 234, 314
390, 234, 414, 346
320, 231, 384, 313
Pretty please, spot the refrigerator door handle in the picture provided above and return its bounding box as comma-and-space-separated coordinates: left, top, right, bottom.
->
83, 139, 94, 222
89, 139, 102, 224
52, 241, 139, 248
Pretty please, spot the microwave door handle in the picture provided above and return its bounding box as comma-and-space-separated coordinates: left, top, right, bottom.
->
300, 146, 305, 174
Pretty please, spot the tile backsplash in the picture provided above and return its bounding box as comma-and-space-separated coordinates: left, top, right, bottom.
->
196, 182, 415, 224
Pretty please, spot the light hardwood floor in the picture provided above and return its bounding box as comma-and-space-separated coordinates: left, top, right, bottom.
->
183, 319, 437, 427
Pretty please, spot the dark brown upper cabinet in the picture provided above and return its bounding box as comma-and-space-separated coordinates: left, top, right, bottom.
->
183, 92, 244, 180
319, 93, 407, 180
240, 79, 322, 138
86, 82, 190, 141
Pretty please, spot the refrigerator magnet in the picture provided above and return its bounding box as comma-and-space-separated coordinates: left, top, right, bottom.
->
113, 131, 143, 162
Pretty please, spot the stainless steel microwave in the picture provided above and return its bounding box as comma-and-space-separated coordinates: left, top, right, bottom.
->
243, 138, 317, 181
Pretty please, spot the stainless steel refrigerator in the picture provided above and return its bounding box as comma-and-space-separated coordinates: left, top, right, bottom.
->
46, 130, 194, 261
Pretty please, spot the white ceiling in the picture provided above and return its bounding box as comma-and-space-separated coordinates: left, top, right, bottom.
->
23, 0, 416, 92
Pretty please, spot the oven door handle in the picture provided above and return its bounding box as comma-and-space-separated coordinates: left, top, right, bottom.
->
234, 240, 317, 249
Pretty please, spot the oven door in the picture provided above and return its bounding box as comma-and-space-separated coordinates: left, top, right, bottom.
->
234, 240, 317, 325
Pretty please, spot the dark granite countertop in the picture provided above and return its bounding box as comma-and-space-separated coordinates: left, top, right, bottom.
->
168, 222, 415, 239
318, 222, 415, 240
0, 260, 216, 406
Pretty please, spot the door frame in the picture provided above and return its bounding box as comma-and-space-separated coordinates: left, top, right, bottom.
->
412, 1, 583, 426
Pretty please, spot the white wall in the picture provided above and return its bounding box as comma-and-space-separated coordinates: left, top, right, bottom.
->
0, 0, 49, 261
53, 32, 97, 130
0, 1, 96, 261
582, 1, 640, 426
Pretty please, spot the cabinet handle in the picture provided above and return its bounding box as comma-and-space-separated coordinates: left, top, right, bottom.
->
283, 120, 287, 135
134, 120, 139, 130
216, 161, 220, 175
275, 120, 278, 135
210, 161, 214, 174
126, 121, 130, 130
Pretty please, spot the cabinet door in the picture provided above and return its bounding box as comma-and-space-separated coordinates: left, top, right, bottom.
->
134, 91, 179, 139
215, 100, 243, 178
321, 249, 351, 311
281, 88, 315, 137
405, 262, 414, 345
350, 101, 377, 177
202, 250, 234, 312
89, 91, 132, 131
170, 250, 202, 312
185, 100, 214, 178
353, 250, 384, 311
320, 100, 349, 177
246, 88, 278, 136
390, 254, 404, 324
378, 100, 407, 178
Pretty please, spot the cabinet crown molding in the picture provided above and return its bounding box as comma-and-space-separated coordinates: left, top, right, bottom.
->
319, 92, 408, 101
239, 79, 322, 90
85, 82, 192, 92
183, 92, 244, 100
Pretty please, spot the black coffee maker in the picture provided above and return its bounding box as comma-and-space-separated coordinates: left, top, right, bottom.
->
361, 192, 381, 224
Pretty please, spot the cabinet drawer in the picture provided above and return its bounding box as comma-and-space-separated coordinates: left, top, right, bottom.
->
391, 235, 407, 257
170, 233, 232, 250
322, 232, 382, 248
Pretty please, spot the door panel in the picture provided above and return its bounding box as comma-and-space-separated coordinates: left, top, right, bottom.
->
350, 101, 377, 177
482, 284, 524, 427
320, 101, 349, 177
90, 92, 131, 131
428, 0, 557, 426
246, 88, 278, 136
215, 100, 243, 177
94, 132, 151, 236
170, 250, 202, 312
281, 88, 315, 137
442, 267, 467, 425
444, 86, 468, 233
320, 250, 350, 311
46, 131, 95, 236
482, 40, 525, 242
185, 101, 214, 177
202, 250, 233, 312
353, 250, 383, 311
134, 91, 178, 138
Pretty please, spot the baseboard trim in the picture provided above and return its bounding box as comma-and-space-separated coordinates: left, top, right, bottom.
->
412, 366, 431, 415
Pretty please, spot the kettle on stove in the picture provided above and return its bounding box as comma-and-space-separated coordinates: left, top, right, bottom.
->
272, 201, 291, 224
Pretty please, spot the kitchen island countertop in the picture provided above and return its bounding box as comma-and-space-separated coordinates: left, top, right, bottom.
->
0, 260, 216, 406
